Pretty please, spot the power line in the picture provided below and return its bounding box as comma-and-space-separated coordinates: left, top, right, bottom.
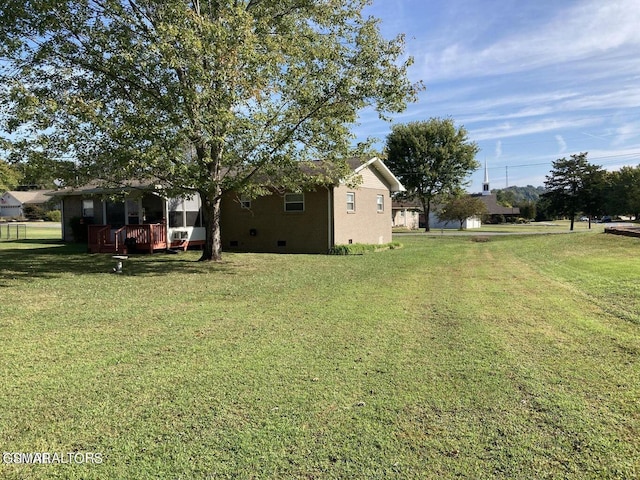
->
482, 151, 640, 172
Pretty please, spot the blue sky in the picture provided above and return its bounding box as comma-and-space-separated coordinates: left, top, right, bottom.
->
358, 0, 640, 193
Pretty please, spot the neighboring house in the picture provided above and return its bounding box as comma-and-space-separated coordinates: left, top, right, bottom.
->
392, 198, 481, 230
392, 199, 421, 229
52, 157, 404, 254
471, 194, 520, 222
475, 160, 520, 222
0, 190, 56, 219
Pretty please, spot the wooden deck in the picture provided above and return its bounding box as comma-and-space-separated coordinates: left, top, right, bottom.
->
88, 224, 167, 254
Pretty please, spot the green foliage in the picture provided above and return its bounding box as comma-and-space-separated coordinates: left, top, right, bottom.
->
14, 157, 79, 189
0, 160, 21, 191
328, 241, 401, 255
607, 165, 640, 218
22, 204, 46, 220
437, 195, 487, 230
517, 200, 536, 220
0, 0, 419, 261
45, 209, 61, 222
543, 153, 606, 230
385, 118, 480, 231
493, 185, 545, 205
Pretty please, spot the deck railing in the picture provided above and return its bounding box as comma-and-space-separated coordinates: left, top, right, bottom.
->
88, 225, 112, 253
88, 224, 166, 253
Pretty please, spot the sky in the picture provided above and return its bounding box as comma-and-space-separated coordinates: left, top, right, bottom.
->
357, 0, 640, 193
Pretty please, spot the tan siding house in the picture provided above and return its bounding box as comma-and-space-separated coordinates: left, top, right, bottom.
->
221, 189, 332, 254
333, 181, 392, 245
54, 157, 404, 254
222, 157, 403, 253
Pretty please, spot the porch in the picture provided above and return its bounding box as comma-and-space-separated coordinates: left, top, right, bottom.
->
88, 224, 167, 254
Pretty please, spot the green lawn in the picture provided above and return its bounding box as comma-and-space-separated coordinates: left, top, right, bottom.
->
395, 219, 607, 234
0, 231, 638, 479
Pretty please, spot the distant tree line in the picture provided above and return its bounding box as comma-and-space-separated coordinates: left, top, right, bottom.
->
490, 155, 639, 228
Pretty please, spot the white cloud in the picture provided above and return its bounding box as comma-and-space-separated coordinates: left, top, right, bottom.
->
556, 135, 567, 153
495, 140, 502, 158
414, 0, 640, 82
470, 117, 598, 142
611, 123, 640, 147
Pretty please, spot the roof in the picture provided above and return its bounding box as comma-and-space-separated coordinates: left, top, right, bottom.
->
392, 198, 422, 210
49, 180, 161, 198
351, 157, 405, 193
392, 194, 521, 216
49, 157, 406, 196
3, 190, 55, 204
472, 194, 520, 215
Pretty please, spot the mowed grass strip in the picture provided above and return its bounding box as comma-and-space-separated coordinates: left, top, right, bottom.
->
0, 232, 638, 479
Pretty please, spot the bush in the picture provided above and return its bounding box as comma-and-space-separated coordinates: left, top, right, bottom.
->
45, 210, 62, 222
23, 204, 47, 220
328, 242, 401, 255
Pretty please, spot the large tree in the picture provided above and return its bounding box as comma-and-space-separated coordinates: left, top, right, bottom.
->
0, 0, 418, 260
0, 159, 21, 192
608, 165, 640, 220
542, 153, 605, 230
385, 118, 479, 231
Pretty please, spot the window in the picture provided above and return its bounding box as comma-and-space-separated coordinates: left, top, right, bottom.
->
82, 199, 94, 218
284, 193, 304, 212
376, 195, 384, 212
240, 195, 251, 209
168, 198, 184, 228
183, 195, 201, 227
346, 192, 355, 212
105, 200, 125, 228
168, 196, 202, 228
126, 199, 140, 224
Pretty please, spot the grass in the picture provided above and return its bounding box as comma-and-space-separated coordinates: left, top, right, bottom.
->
395, 220, 607, 235
0, 230, 638, 478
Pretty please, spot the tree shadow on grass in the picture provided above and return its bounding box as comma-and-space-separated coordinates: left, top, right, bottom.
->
0, 241, 235, 286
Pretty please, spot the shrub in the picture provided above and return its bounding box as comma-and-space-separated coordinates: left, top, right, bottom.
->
328, 242, 401, 255
45, 210, 62, 222
23, 204, 47, 220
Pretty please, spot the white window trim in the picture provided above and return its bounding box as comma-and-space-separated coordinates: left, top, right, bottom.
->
82, 199, 94, 217
346, 192, 355, 212
376, 194, 384, 213
284, 193, 305, 212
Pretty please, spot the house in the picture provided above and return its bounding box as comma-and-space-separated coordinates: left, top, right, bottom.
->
392, 199, 421, 229
392, 198, 481, 230
0, 190, 56, 219
472, 193, 520, 223
52, 157, 404, 254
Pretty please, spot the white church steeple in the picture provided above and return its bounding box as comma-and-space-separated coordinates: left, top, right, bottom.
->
482, 160, 490, 196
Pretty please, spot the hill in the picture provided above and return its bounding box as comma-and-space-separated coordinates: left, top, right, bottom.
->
491, 185, 546, 206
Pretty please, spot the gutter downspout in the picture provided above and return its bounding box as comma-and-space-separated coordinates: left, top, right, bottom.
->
327, 186, 334, 251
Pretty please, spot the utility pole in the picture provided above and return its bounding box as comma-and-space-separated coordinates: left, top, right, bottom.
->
505, 165, 509, 188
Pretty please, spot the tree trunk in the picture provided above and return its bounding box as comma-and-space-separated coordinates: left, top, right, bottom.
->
423, 198, 431, 232
199, 191, 223, 262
